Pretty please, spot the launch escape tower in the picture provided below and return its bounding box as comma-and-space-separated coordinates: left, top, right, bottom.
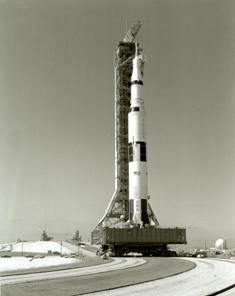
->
92, 22, 159, 235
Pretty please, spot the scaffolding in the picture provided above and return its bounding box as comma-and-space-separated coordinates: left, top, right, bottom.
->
92, 23, 159, 236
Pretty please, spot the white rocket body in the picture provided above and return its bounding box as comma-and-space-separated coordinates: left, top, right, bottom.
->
128, 44, 149, 226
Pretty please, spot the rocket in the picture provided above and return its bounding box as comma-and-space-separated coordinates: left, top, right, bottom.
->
128, 43, 150, 227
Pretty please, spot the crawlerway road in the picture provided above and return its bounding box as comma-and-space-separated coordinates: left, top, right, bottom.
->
84, 258, 235, 296
0, 257, 194, 296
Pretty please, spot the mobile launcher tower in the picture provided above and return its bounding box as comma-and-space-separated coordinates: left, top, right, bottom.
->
91, 22, 186, 256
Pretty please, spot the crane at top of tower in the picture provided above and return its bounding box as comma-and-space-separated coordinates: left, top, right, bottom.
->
123, 21, 142, 43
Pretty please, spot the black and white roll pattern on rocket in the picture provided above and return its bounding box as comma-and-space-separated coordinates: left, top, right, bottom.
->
128, 44, 150, 226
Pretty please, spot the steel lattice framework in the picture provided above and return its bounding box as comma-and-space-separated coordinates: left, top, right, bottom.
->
92, 23, 159, 236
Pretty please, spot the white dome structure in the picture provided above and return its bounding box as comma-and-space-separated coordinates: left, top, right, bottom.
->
215, 238, 226, 250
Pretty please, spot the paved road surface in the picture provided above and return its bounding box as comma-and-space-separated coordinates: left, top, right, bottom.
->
0, 257, 145, 285
0, 257, 194, 296
87, 258, 235, 296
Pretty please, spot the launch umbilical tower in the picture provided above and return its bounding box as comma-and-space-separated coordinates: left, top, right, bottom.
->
92, 22, 158, 234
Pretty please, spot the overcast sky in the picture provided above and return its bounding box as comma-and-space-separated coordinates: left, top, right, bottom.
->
0, 0, 235, 247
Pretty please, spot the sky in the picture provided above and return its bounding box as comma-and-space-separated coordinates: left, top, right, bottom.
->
0, 0, 235, 247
